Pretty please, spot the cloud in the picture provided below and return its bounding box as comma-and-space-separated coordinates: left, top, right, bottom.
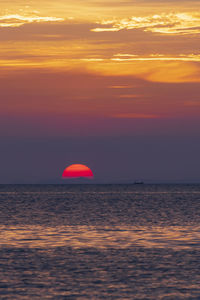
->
0, 14, 64, 27
92, 13, 200, 35
117, 94, 144, 99
81, 53, 200, 65
111, 53, 200, 62
109, 85, 134, 89
113, 113, 162, 119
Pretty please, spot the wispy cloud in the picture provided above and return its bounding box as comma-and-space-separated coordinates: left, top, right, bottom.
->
118, 94, 144, 98
109, 85, 134, 89
82, 53, 200, 62
92, 13, 200, 35
111, 53, 200, 62
113, 113, 162, 119
0, 14, 64, 27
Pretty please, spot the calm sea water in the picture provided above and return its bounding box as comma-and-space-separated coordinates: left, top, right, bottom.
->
0, 184, 199, 299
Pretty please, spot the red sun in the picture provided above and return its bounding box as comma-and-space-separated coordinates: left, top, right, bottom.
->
62, 164, 94, 179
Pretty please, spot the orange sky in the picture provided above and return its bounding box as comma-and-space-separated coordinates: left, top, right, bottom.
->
0, 0, 200, 136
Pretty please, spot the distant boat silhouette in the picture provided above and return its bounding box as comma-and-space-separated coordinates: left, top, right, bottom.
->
134, 181, 144, 185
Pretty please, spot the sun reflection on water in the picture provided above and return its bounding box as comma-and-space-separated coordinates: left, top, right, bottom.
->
1, 225, 200, 250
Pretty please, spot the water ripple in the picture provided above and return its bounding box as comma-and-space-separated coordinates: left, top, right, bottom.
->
1, 225, 200, 250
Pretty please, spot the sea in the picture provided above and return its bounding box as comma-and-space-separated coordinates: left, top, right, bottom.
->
0, 184, 199, 299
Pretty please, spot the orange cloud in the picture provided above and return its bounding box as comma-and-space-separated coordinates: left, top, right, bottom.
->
111, 54, 200, 62
0, 14, 64, 27
92, 13, 200, 35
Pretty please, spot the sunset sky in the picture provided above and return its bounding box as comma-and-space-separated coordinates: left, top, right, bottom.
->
1, 0, 200, 183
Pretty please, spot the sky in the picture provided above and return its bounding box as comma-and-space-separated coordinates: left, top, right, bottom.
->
0, 0, 200, 183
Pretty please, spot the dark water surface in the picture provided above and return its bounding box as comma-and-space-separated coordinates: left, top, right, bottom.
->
0, 184, 199, 299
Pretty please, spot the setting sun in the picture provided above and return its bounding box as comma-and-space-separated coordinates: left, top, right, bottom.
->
62, 164, 93, 179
